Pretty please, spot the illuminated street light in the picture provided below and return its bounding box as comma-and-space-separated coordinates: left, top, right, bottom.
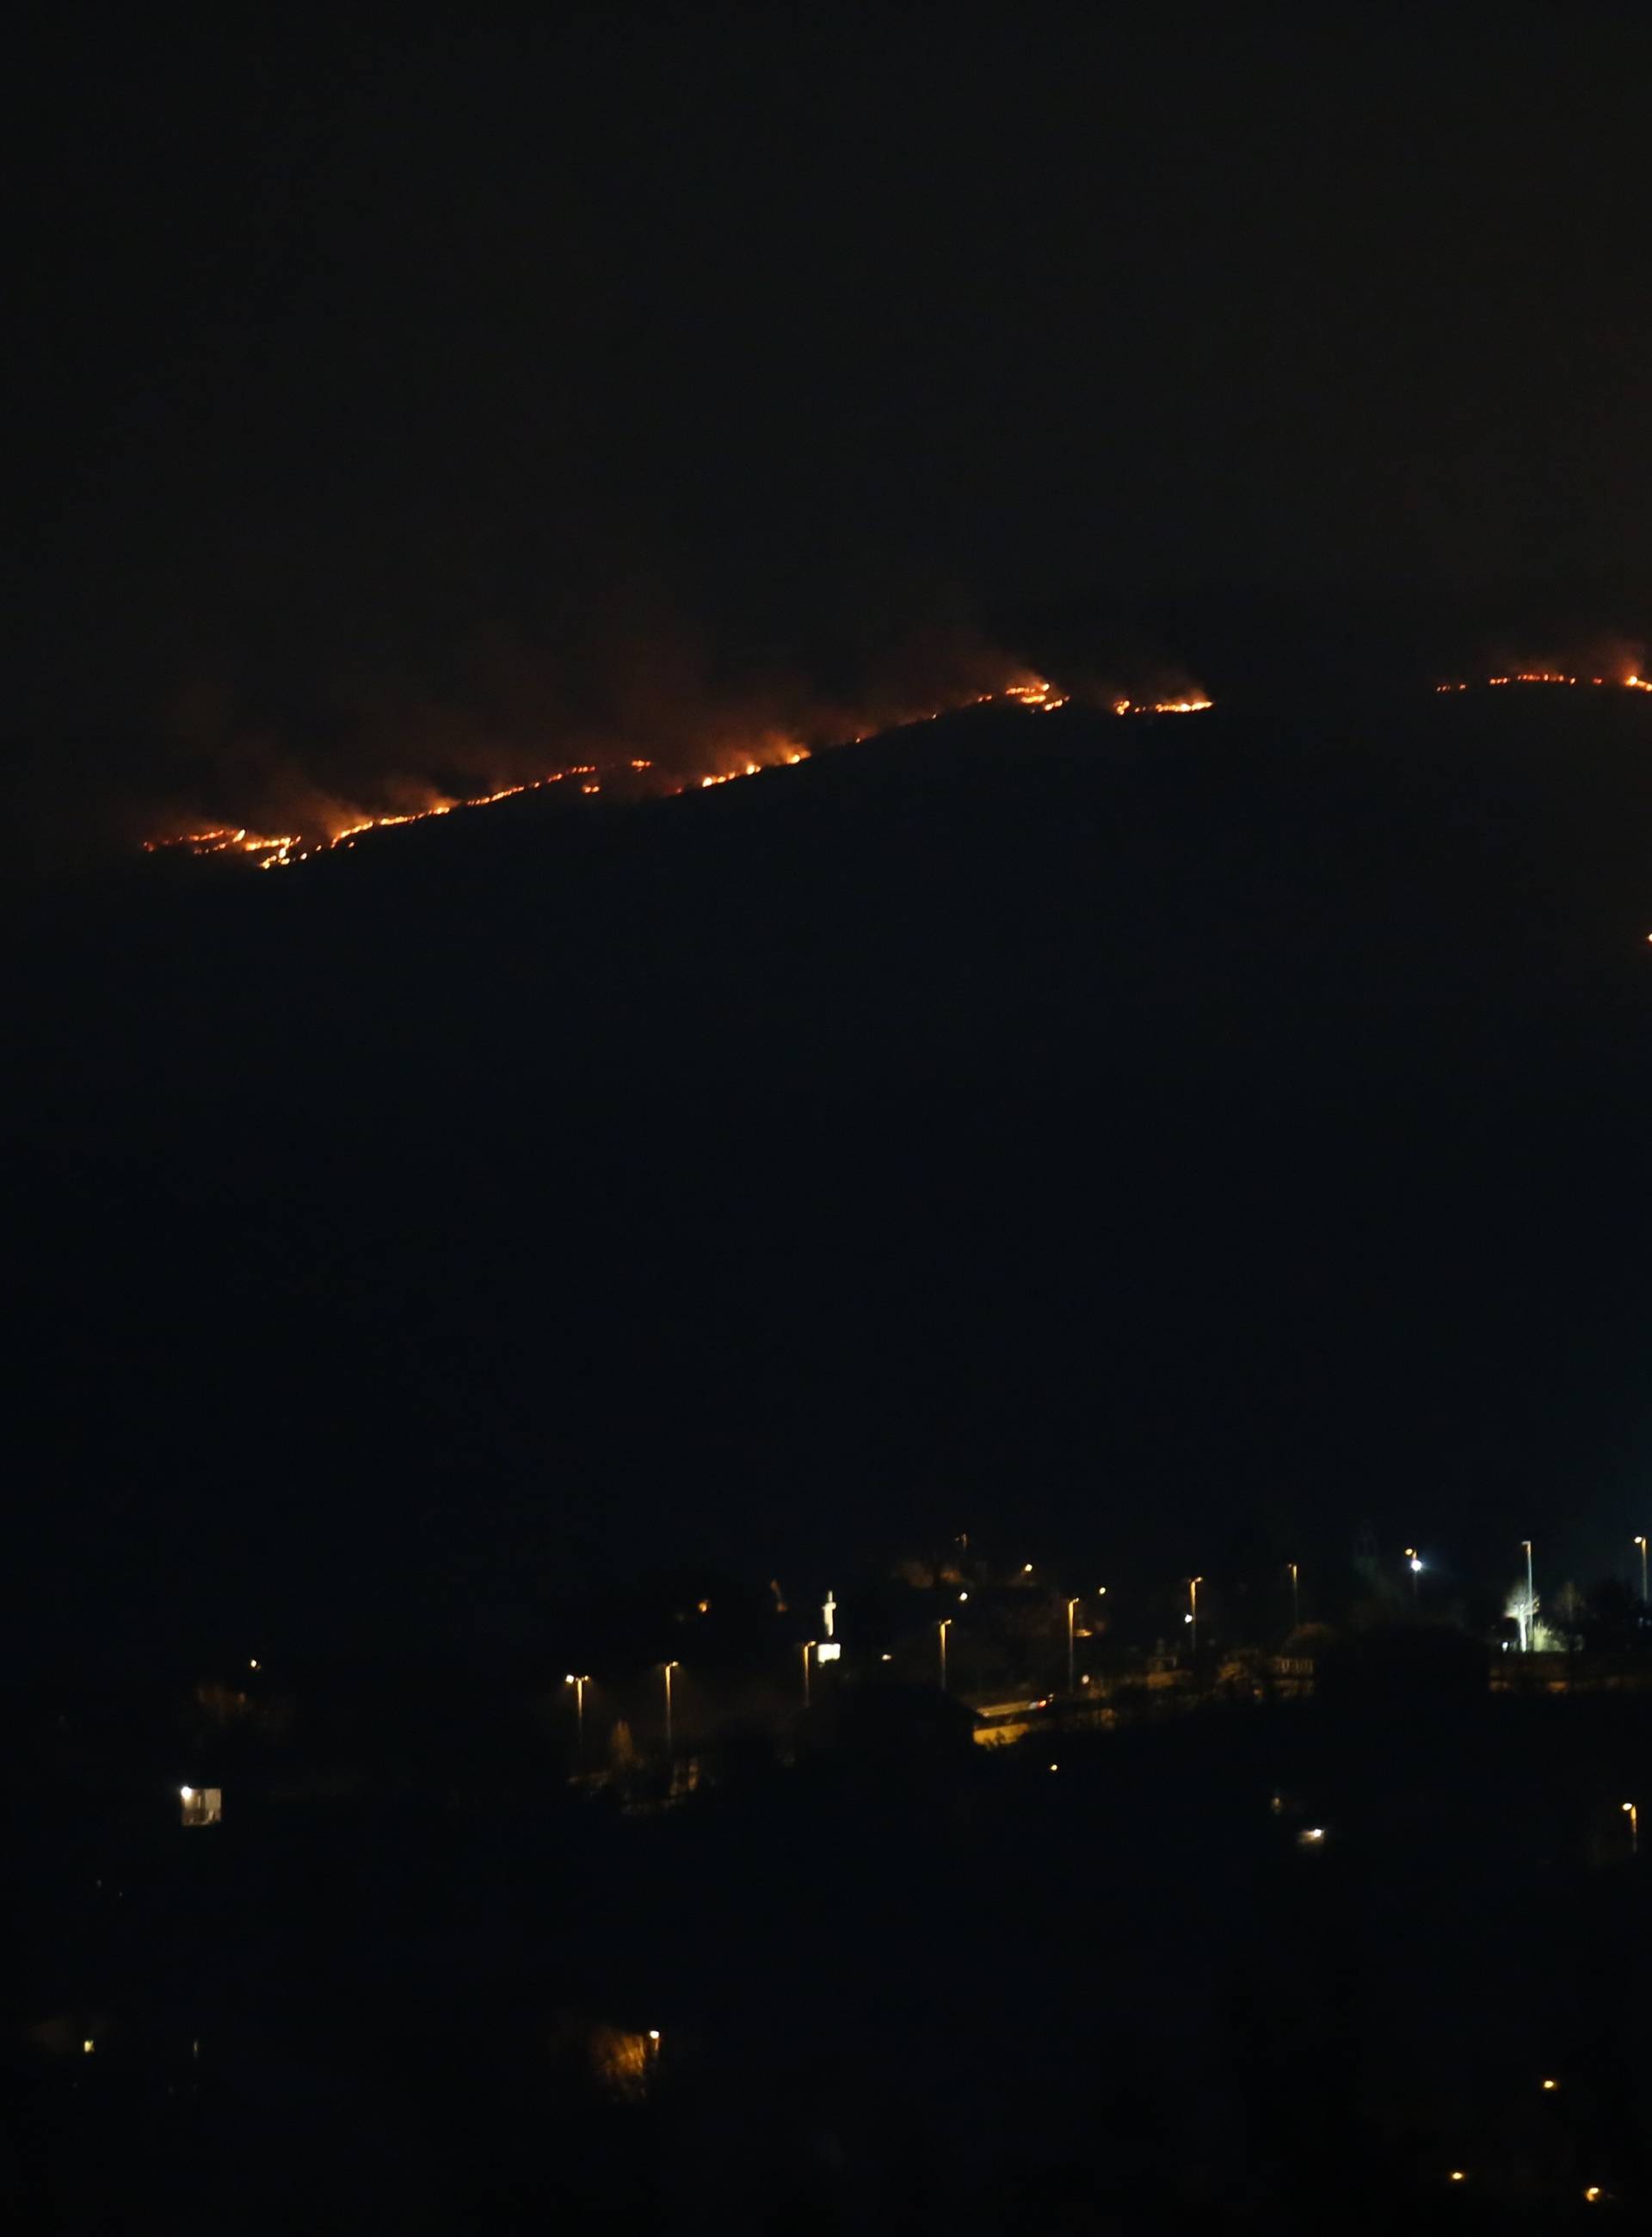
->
564, 1673, 590, 1760
1637, 1535, 1648, 1604
662, 1661, 680, 1759
1522, 1539, 1535, 1653
1067, 1597, 1079, 1694
180, 1786, 194, 1803
1404, 1550, 1421, 1609
938, 1618, 952, 1692
1286, 1561, 1299, 1635
801, 1640, 815, 1710
1187, 1576, 1202, 1655
1624, 1801, 1638, 1858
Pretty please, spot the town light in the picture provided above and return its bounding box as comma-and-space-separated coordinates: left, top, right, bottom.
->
564, 1674, 590, 1760
1637, 1536, 1649, 1602
1624, 1802, 1638, 1856
1403, 1548, 1422, 1611
662, 1662, 679, 1759
938, 1618, 952, 1692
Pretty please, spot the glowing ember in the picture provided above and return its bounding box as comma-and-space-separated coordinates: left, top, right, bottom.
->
1003, 678, 1070, 711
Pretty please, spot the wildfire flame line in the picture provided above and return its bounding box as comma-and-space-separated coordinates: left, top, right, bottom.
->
1436, 674, 1652, 693
140, 683, 1217, 872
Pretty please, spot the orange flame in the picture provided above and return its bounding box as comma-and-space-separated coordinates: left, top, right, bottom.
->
139, 678, 1224, 873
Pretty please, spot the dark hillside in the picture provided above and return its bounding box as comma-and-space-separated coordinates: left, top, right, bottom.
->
8, 690, 1652, 1667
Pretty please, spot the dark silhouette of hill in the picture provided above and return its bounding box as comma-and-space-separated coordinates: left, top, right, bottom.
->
7, 687, 1652, 1672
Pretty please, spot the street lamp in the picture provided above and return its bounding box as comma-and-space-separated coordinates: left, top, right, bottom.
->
1624, 1801, 1638, 1858
564, 1673, 590, 1761
1286, 1561, 1299, 1635
938, 1618, 952, 1692
1636, 1537, 1648, 1604
801, 1640, 815, 1710
1521, 1539, 1534, 1652
1405, 1550, 1421, 1608
662, 1661, 679, 1758
1187, 1576, 1202, 1656
1067, 1597, 1079, 1694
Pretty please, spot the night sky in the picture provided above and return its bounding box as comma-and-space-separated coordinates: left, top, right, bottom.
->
7, 9, 1652, 846
8, 9, 1652, 1668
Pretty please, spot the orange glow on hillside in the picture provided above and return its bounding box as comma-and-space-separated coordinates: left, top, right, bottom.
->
140, 680, 1217, 873
1438, 673, 1650, 694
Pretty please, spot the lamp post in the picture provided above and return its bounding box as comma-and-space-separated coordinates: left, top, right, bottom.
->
1187, 1576, 1202, 1656
1522, 1539, 1534, 1652
801, 1640, 814, 1710
662, 1661, 679, 1758
564, 1673, 589, 1762
1624, 1801, 1639, 1858
1405, 1550, 1421, 1608
1067, 1598, 1079, 1694
938, 1618, 952, 1692
1637, 1537, 1648, 1605
1287, 1562, 1300, 1636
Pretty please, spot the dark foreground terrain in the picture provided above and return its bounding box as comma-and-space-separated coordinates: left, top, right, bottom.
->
7, 1679, 1651, 2231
